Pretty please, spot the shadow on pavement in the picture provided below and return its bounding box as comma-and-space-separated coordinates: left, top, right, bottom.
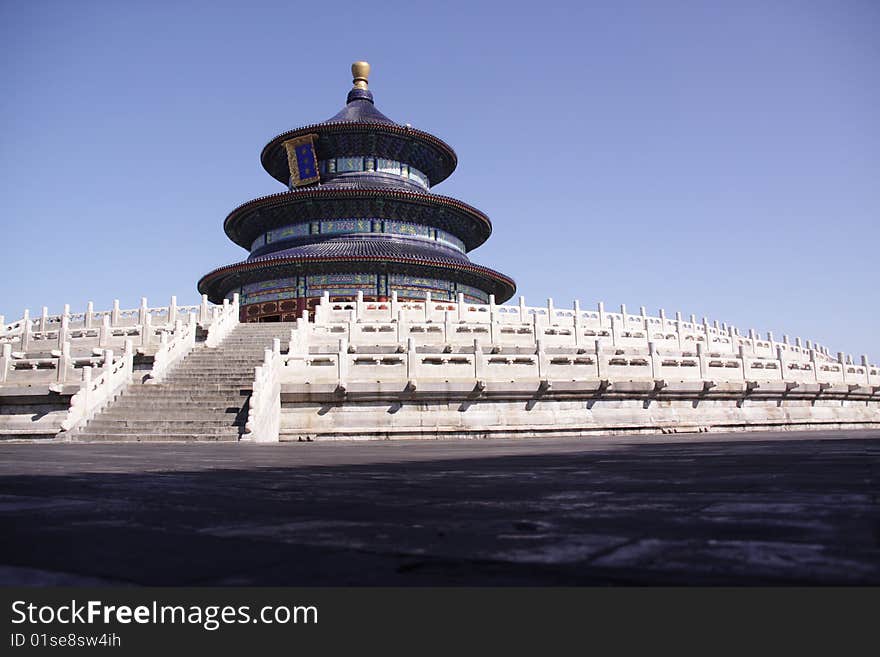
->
0, 437, 878, 585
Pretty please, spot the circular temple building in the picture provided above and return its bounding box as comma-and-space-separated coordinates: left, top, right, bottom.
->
198, 62, 516, 322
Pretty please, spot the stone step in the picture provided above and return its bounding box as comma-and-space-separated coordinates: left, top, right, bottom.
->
205, 345, 278, 349
108, 399, 244, 410
119, 392, 246, 401
74, 433, 240, 442
122, 387, 246, 396
178, 358, 263, 364
212, 341, 285, 345
100, 408, 243, 418
85, 421, 242, 433
184, 352, 266, 356
113, 392, 245, 402
167, 366, 257, 371
197, 350, 275, 354
173, 369, 258, 373
169, 363, 259, 368
159, 381, 251, 388
232, 328, 295, 332
130, 382, 250, 389
163, 374, 255, 380
125, 384, 247, 392
179, 354, 261, 358
125, 392, 248, 400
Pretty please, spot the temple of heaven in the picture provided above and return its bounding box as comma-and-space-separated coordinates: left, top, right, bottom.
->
198, 62, 516, 322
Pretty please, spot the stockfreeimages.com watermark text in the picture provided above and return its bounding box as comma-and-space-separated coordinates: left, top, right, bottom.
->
11, 599, 318, 632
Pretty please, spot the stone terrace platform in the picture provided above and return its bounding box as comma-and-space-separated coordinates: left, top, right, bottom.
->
0, 430, 877, 585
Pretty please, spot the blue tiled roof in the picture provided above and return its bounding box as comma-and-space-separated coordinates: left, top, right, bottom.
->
247, 236, 470, 266
325, 89, 396, 124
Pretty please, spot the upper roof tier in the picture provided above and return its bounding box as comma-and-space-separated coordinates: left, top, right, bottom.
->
260, 62, 458, 188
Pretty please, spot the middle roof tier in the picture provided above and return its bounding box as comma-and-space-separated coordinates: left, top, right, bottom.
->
224, 187, 494, 253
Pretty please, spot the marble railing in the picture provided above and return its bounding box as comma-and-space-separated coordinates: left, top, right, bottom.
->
0, 295, 230, 350
277, 338, 880, 393
145, 316, 198, 384
0, 296, 231, 387
310, 292, 866, 367
59, 341, 134, 433
205, 294, 240, 347
245, 339, 282, 442
0, 342, 110, 385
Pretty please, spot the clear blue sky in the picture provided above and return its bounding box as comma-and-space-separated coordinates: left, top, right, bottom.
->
1, 0, 877, 358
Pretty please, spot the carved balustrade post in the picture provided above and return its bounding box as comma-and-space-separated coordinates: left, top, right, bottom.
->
697, 342, 708, 380
21, 309, 32, 351
406, 337, 417, 382
141, 313, 152, 348
777, 345, 789, 382
57, 315, 69, 349
648, 341, 660, 380
596, 339, 608, 380
199, 295, 209, 324
100, 315, 111, 346
536, 338, 549, 381
474, 338, 485, 381
397, 310, 408, 343
56, 341, 71, 384
391, 291, 400, 320
337, 338, 349, 386
356, 290, 365, 320
0, 343, 11, 383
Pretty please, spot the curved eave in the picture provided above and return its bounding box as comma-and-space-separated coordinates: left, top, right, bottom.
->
198, 255, 516, 305
223, 188, 493, 252
260, 122, 458, 187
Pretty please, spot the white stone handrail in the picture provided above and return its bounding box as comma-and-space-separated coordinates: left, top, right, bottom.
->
59, 340, 134, 434
0, 296, 202, 340
0, 341, 110, 385
145, 314, 198, 384
245, 338, 282, 442
278, 335, 880, 393
311, 293, 867, 367
205, 294, 240, 348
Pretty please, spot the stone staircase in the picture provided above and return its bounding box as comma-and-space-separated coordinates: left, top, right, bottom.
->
74, 323, 294, 441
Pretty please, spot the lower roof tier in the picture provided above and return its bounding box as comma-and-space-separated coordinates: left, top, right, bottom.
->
223, 187, 493, 252
197, 239, 516, 305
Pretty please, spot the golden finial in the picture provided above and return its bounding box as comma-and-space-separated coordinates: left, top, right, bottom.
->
352, 61, 370, 90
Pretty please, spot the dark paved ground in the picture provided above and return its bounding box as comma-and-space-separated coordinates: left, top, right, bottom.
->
0, 430, 878, 585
